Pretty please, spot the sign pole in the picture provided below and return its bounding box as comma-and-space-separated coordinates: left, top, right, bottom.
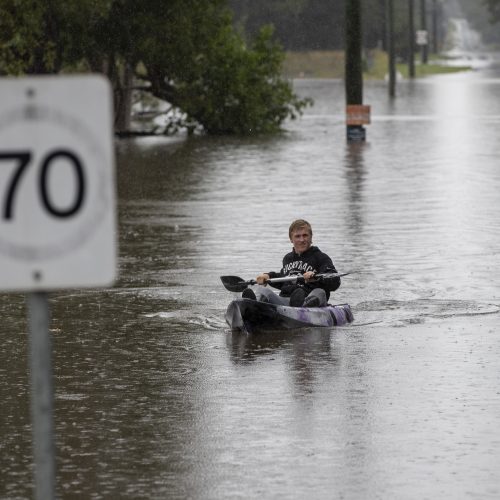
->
27, 291, 56, 500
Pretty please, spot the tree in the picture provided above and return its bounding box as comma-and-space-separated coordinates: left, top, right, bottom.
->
459, 0, 500, 45
229, 0, 345, 50
0, 0, 111, 74
125, 0, 309, 134
484, 0, 500, 22
0, 0, 309, 135
228, 0, 413, 60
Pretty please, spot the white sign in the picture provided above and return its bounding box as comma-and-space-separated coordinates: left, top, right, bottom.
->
0, 75, 117, 291
416, 30, 428, 46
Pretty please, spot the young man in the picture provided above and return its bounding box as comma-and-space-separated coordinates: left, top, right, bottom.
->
242, 219, 341, 307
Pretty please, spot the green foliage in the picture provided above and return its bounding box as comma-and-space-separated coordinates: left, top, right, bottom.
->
483, 0, 500, 23
229, 0, 389, 51
0, 0, 112, 74
127, 0, 311, 134
0, 0, 51, 74
146, 22, 310, 134
0, 0, 309, 135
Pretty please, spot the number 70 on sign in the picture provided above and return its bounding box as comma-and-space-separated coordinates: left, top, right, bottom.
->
1, 149, 85, 220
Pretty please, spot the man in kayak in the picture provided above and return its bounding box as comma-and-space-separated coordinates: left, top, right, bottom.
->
242, 219, 341, 307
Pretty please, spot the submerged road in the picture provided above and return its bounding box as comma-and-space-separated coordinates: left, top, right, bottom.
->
1, 55, 500, 498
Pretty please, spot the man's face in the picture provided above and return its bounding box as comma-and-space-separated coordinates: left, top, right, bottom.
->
290, 226, 312, 255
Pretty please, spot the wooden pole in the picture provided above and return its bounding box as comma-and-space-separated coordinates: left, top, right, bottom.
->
420, 0, 428, 64
345, 0, 363, 105
432, 0, 439, 54
387, 0, 396, 97
408, 0, 416, 78
345, 0, 366, 141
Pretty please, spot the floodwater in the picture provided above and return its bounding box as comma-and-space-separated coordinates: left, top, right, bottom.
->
2, 58, 500, 499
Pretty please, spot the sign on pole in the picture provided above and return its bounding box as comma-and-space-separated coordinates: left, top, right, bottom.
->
0, 75, 117, 291
416, 29, 428, 46
0, 75, 117, 500
346, 104, 371, 126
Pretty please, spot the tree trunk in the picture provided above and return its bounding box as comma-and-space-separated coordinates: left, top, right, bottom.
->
114, 63, 133, 134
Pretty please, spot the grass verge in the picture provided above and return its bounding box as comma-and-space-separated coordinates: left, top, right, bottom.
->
283, 49, 472, 79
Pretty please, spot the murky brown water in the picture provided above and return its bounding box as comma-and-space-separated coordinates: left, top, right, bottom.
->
2, 57, 500, 498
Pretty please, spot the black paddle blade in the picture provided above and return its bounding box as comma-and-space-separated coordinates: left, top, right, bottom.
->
220, 275, 253, 292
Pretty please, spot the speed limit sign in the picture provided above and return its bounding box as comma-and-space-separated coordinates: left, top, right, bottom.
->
0, 75, 117, 290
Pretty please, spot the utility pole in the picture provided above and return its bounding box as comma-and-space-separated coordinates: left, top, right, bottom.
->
420, 0, 428, 64
408, 0, 416, 78
345, 0, 370, 141
386, 0, 396, 97
432, 0, 439, 54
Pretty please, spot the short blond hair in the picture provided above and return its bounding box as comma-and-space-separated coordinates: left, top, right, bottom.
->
288, 219, 312, 239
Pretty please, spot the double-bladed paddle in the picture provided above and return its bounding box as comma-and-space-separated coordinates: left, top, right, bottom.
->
220, 272, 350, 293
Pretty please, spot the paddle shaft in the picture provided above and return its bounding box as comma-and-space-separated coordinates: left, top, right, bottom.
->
220, 272, 349, 292
261, 271, 349, 286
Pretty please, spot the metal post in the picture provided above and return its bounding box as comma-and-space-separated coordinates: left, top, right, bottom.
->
28, 291, 56, 500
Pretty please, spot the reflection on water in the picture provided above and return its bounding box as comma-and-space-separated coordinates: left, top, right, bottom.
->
2, 64, 500, 498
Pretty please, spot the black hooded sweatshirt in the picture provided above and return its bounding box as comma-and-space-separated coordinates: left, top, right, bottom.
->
267, 246, 341, 300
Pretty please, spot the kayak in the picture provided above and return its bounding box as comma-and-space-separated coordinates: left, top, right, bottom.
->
225, 298, 354, 334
